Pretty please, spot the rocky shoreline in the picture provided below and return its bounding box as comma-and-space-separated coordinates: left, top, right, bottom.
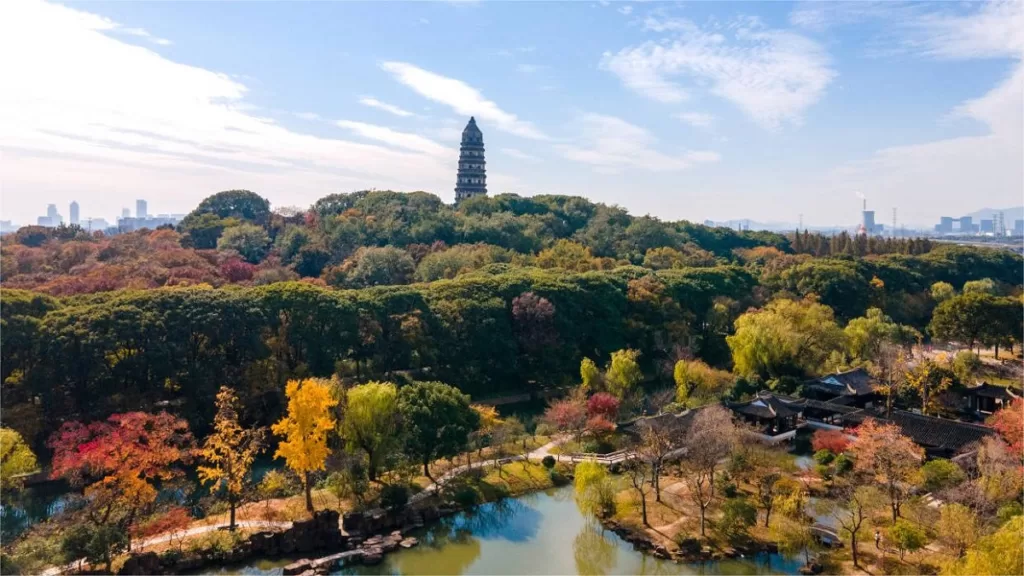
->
599, 518, 780, 564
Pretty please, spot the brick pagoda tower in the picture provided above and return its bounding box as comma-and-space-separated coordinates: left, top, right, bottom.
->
454, 117, 486, 202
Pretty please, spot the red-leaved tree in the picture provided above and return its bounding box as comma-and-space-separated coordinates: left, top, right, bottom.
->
811, 429, 851, 454
50, 411, 195, 530
544, 396, 587, 441
587, 392, 621, 421
988, 398, 1023, 461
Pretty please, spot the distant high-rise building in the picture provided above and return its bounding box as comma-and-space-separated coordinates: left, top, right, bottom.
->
980, 219, 994, 233
863, 210, 875, 234
454, 117, 486, 203
47, 204, 58, 219
1014, 220, 1024, 235
136, 199, 148, 219
936, 216, 954, 234
958, 216, 973, 233
69, 201, 80, 226
37, 204, 63, 227
122, 208, 131, 218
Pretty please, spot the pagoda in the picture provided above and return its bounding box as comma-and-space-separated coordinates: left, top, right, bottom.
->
454, 117, 486, 202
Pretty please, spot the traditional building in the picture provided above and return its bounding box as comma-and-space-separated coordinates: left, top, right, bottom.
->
454, 117, 486, 202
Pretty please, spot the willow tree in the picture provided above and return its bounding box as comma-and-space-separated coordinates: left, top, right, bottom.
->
198, 386, 265, 529
272, 378, 338, 513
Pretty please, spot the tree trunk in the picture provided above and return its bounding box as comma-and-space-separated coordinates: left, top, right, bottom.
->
423, 459, 433, 481
764, 506, 771, 528
851, 533, 858, 567
229, 500, 237, 531
640, 492, 648, 526
654, 465, 661, 502
367, 449, 377, 481
699, 505, 706, 536
304, 472, 314, 514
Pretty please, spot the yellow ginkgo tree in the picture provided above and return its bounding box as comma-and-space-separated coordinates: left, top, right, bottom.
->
198, 386, 265, 530
272, 379, 338, 514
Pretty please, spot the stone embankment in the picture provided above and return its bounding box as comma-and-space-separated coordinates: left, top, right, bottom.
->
281, 531, 420, 575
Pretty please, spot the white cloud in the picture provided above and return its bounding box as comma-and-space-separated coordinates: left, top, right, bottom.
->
903, 1, 1023, 61
358, 96, 416, 117
556, 113, 719, 173
618, 6, 633, 16
827, 63, 1022, 223
335, 120, 449, 156
116, 25, 173, 46
294, 112, 322, 121
380, 61, 547, 139
0, 0, 456, 223
501, 147, 540, 162
601, 16, 836, 128
672, 112, 714, 129
516, 64, 545, 74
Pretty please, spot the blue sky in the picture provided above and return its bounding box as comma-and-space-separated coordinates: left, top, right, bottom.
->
1, 0, 1021, 227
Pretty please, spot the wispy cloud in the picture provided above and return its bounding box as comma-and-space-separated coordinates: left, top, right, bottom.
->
116, 25, 172, 46
557, 113, 719, 173
335, 120, 448, 156
294, 112, 322, 121
516, 64, 546, 74
601, 15, 835, 129
618, 6, 633, 16
0, 0, 455, 223
358, 96, 416, 118
501, 147, 540, 162
672, 112, 715, 129
380, 61, 547, 139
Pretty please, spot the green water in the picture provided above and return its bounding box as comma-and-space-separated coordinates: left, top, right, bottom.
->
219, 486, 803, 575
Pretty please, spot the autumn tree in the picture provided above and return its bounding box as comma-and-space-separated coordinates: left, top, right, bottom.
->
811, 429, 850, 455
0, 427, 38, 496
943, 516, 1023, 576
272, 378, 338, 513
624, 457, 655, 526
198, 386, 266, 530
470, 404, 503, 464
574, 460, 615, 517
937, 503, 979, 557
888, 519, 928, 560
988, 398, 1023, 461
904, 360, 953, 416
680, 405, 737, 536
543, 391, 588, 441
673, 359, 734, 407
49, 412, 194, 553
637, 421, 675, 502
341, 381, 399, 481
586, 392, 620, 421
605, 348, 642, 399
850, 419, 924, 521
580, 357, 602, 391
397, 381, 479, 479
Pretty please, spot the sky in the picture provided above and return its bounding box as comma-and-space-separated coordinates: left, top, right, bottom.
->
0, 0, 1021, 228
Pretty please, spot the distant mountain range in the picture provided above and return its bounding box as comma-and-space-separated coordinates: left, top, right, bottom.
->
962, 207, 1024, 222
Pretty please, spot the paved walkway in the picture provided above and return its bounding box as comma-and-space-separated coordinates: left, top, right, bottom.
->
136, 519, 294, 549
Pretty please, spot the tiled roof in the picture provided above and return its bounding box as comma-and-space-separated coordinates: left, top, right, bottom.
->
964, 383, 1021, 400
728, 393, 801, 420
842, 410, 995, 454
805, 367, 875, 397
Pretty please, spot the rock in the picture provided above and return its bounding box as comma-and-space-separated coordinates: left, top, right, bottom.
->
362, 546, 384, 565
283, 559, 312, 575
799, 562, 824, 575
118, 551, 161, 575
400, 537, 419, 549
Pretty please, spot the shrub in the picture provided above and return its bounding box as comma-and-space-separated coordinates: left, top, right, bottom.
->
813, 449, 835, 465
549, 470, 570, 486
380, 484, 410, 512
674, 535, 701, 555
719, 498, 757, 538
541, 455, 556, 469
918, 459, 966, 492
833, 454, 853, 475
452, 486, 481, 508
888, 519, 928, 560
997, 501, 1023, 524
811, 429, 850, 454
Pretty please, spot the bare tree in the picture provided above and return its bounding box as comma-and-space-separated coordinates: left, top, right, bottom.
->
872, 341, 908, 418
815, 484, 883, 568
638, 422, 676, 502
624, 457, 655, 526
679, 405, 737, 536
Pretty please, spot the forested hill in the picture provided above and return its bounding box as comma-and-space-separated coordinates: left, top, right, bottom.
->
2, 189, 1022, 449
3, 189, 941, 296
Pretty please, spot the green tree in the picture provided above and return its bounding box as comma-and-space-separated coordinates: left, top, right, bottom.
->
183, 189, 271, 227
605, 349, 641, 399
574, 460, 615, 517
888, 519, 928, 560
580, 357, 601, 391
929, 293, 997, 352
930, 281, 955, 302
180, 212, 230, 249
342, 381, 400, 481
397, 381, 480, 479
943, 516, 1023, 575
962, 278, 995, 295
0, 427, 38, 495
217, 224, 271, 264
727, 297, 845, 380
917, 458, 966, 493
844, 307, 918, 361
937, 503, 979, 557
535, 239, 597, 272
673, 359, 733, 407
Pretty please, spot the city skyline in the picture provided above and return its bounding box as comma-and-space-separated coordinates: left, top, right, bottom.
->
1, 0, 1021, 227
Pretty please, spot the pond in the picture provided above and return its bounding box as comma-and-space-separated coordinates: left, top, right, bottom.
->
214, 485, 805, 575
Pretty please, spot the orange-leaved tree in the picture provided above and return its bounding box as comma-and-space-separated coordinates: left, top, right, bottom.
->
850, 418, 923, 522
49, 412, 194, 543
198, 386, 266, 530
988, 397, 1023, 461
272, 378, 338, 514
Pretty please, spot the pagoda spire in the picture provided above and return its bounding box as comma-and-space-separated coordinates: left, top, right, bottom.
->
454, 117, 486, 203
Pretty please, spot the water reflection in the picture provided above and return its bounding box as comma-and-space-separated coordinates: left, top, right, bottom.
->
215, 485, 807, 575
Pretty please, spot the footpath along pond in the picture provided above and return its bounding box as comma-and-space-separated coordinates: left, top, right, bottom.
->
216, 485, 805, 576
